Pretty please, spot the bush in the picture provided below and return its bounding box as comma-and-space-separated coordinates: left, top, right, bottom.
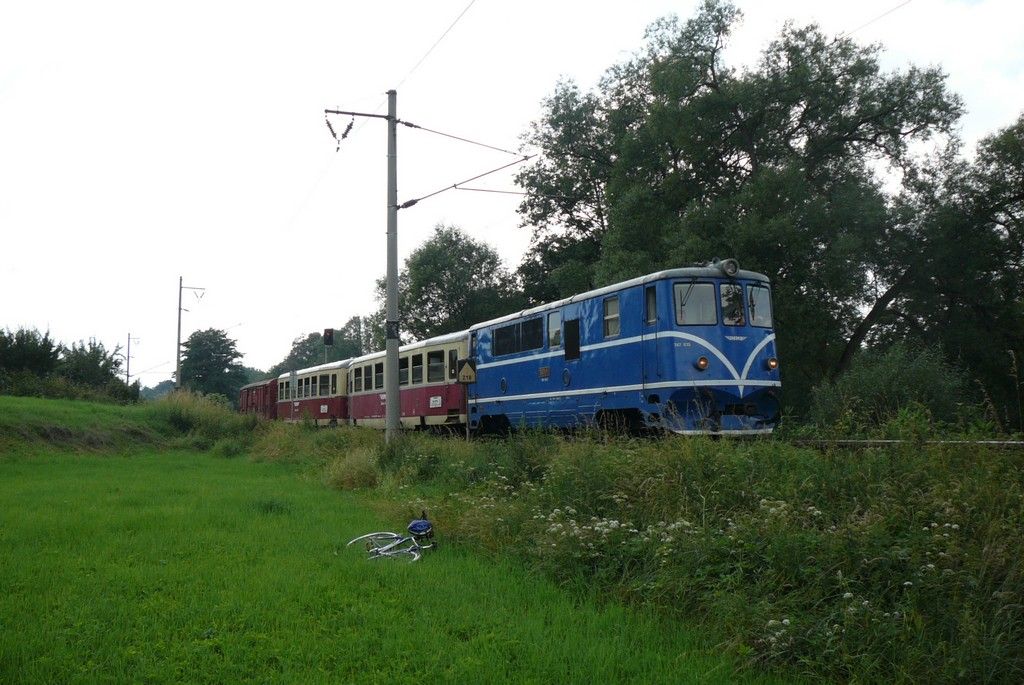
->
323, 447, 378, 490
144, 391, 258, 443
810, 345, 977, 432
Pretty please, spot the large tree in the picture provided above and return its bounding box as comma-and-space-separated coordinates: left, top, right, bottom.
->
515, 0, 964, 409
179, 329, 248, 401
375, 225, 524, 342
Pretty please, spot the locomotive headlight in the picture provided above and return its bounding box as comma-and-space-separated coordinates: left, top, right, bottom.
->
766, 357, 779, 371
711, 258, 739, 277
695, 356, 709, 371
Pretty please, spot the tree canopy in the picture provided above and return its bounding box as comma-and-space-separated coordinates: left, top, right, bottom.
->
266, 316, 364, 378
179, 329, 248, 402
374, 225, 524, 342
512, 0, 1024, 422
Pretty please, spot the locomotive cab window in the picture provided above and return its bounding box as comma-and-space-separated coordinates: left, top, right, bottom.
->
427, 350, 445, 383
721, 284, 745, 326
603, 296, 620, 338
747, 284, 773, 327
675, 282, 717, 325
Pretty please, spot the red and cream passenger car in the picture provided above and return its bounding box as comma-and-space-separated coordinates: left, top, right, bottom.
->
348, 331, 468, 429
276, 359, 351, 424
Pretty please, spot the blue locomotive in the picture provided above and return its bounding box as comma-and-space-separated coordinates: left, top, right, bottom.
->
467, 260, 781, 434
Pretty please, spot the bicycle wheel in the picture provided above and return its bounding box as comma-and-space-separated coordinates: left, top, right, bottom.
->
375, 546, 421, 562
347, 532, 402, 552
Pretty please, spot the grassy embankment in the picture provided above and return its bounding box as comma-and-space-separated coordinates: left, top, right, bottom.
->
256, 420, 1024, 683
0, 395, 769, 684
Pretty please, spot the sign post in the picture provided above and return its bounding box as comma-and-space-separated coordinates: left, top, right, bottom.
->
456, 358, 476, 441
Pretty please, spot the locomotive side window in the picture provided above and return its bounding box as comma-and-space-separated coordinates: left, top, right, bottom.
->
399, 357, 409, 386
493, 323, 518, 356
721, 284, 745, 326
354, 368, 363, 392
374, 363, 383, 389
747, 285, 773, 327
522, 318, 544, 351
603, 296, 620, 338
675, 282, 717, 325
645, 286, 657, 325
548, 311, 562, 348
427, 350, 445, 382
411, 354, 423, 384
564, 319, 581, 360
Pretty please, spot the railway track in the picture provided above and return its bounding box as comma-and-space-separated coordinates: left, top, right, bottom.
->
790, 438, 1024, 450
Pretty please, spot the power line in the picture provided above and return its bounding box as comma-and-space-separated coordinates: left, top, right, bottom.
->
399, 155, 535, 209
399, 120, 523, 157
838, 0, 913, 38
455, 186, 579, 202
393, 0, 478, 90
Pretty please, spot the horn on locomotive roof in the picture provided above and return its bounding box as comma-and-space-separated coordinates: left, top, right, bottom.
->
709, 258, 740, 277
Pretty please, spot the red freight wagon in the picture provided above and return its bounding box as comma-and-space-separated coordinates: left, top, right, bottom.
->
239, 377, 278, 420
276, 359, 351, 425
348, 331, 468, 429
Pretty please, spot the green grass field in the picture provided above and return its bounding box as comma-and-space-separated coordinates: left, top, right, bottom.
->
0, 405, 773, 684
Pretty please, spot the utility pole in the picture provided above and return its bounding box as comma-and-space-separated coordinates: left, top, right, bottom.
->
175, 277, 206, 390
125, 333, 140, 386
324, 92, 401, 442
384, 89, 400, 442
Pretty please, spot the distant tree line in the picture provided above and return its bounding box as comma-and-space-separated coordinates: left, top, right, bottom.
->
0, 328, 139, 403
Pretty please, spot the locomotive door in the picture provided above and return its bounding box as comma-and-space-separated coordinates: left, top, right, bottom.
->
641, 283, 661, 396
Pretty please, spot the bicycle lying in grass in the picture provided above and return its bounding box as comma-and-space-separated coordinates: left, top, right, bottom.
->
346, 512, 435, 562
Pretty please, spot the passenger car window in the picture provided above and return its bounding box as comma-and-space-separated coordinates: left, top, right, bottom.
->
411, 354, 423, 384
427, 350, 444, 383
399, 357, 409, 386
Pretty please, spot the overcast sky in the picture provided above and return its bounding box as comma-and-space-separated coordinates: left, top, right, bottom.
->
2, 0, 1021, 385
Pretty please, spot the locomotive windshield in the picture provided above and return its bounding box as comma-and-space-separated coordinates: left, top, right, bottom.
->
674, 282, 717, 325
747, 284, 773, 327
721, 284, 745, 326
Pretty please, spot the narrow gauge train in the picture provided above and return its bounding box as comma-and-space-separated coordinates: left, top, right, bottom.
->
239, 260, 781, 434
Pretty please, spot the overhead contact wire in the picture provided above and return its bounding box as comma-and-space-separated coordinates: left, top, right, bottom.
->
399, 155, 535, 209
